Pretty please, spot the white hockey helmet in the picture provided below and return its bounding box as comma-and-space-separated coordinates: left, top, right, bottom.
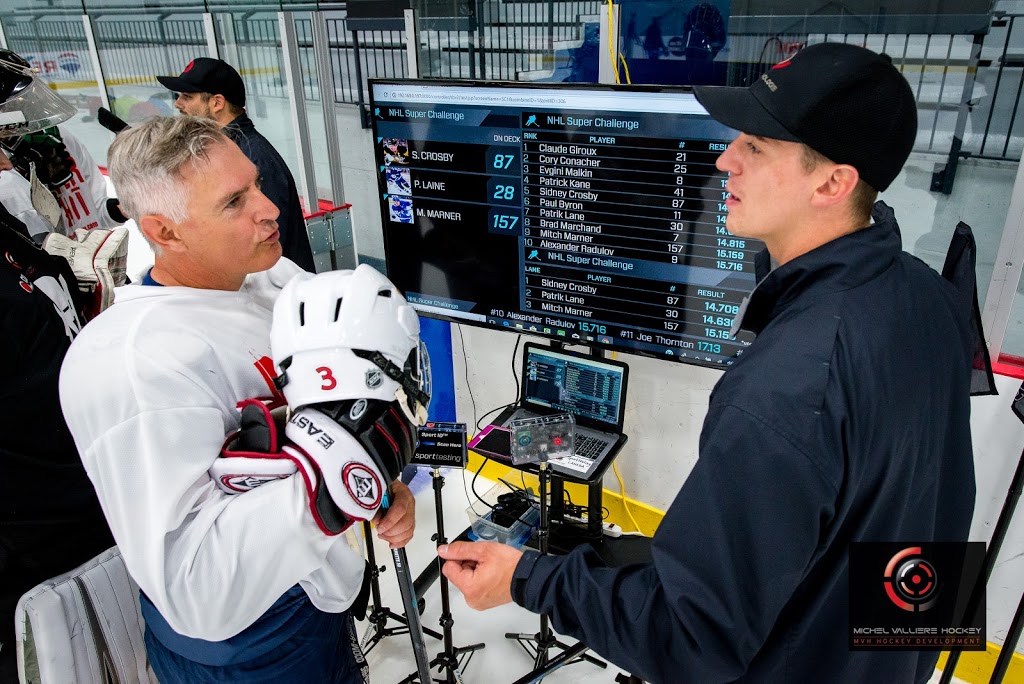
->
271, 264, 430, 424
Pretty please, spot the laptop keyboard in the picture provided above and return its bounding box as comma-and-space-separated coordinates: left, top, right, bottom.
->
575, 435, 605, 459
555, 435, 606, 474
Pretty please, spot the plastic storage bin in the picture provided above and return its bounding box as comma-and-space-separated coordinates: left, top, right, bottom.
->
466, 482, 539, 548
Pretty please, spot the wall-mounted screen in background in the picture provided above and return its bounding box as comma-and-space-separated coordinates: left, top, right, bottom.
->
370, 80, 763, 369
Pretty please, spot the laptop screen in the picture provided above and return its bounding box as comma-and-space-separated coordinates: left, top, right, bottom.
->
521, 344, 628, 431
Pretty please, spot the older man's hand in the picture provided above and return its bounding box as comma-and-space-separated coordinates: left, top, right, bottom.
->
373, 480, 415, 548
438, 541, 523, 610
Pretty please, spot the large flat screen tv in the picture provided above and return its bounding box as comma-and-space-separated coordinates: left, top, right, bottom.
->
369, 79, 762, 369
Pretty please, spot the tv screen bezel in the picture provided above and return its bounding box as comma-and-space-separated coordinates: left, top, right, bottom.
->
369, 77, 744, 371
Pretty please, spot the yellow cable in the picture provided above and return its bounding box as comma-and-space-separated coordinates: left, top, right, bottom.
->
613, 462, 643, 533
605, 351, 641, 532
606, 0, 620, 84
618, 52, 632, 85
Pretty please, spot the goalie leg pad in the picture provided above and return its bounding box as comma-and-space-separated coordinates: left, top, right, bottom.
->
42, 227, 128, 318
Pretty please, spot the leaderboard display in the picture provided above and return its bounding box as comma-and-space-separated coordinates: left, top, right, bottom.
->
370, 81, 763, 368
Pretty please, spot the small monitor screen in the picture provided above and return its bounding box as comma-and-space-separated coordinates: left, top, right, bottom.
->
522, 345, 626, 429
370, 80, 761, 368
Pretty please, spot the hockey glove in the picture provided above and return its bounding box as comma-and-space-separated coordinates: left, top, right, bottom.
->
7, 127, 73, 188
210, 399, 298, 494
211, 398, 414, 536
283, 398, 416, 535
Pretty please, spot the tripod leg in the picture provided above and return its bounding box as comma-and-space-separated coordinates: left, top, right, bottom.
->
989, 589, 1024, 684
427, 469, 485, 683
512, 641, 590, 684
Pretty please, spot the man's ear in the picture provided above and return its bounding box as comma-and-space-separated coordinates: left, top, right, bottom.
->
139, 214, 186, 252
208, 93, 227, 116
811, 163, 860, 210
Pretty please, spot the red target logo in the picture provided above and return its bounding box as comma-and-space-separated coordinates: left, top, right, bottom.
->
883, 547, 939, 612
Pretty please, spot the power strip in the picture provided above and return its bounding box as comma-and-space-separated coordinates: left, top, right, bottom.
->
561, 513, 623, 538
601, 522, 623, 538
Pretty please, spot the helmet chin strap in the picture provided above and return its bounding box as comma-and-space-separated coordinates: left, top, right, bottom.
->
352, 348, 431, 410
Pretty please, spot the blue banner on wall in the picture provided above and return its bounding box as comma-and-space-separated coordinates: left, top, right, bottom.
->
420, 316, 457, 423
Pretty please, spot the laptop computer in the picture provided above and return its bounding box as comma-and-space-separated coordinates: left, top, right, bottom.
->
469, 343, 629, 481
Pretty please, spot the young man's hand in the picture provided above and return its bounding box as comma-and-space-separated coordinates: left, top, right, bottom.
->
374, 480, 415, 548
438, 541, 523, 610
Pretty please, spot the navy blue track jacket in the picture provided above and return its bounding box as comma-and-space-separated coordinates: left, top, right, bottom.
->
511, 203, 976, 683
224, 114, 316, 272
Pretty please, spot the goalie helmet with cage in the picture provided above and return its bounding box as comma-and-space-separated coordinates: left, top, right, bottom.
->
272, 264, 431, 427
0, 50, 75, 138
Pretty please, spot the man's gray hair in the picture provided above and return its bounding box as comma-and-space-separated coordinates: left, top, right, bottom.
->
109, 116, 228, 224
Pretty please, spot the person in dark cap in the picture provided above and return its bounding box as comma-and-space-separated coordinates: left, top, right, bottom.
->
438, 43, 975, 683
158, 58, 316, 272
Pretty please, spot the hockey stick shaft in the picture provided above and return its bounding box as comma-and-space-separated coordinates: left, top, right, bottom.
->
382, 491, 433, 683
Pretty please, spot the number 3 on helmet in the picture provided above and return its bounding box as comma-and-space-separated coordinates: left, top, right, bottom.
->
271, 264, 431, 426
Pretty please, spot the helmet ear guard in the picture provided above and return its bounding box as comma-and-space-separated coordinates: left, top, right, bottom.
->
271, 265, 431, 422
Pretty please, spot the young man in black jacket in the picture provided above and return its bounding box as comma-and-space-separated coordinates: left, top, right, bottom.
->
440, 43, 976, 683
158, 58, 316, 272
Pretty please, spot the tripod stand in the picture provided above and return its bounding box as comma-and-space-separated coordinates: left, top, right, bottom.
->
401, 468, 485, 684
505, 462, 606, 683
360, 520, 443, 655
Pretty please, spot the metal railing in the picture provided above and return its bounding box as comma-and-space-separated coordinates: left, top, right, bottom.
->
3, 18, 93, 83
323, 16, 407, 104
230, 15, 288, 99
93, 17, 207, 87
414, 0, 600, 81
966, 12, 1024, 163
726, 32, 981, 159
723, 14, 1024, 187
6, 4, 1024, 177
1, 2, 601, 105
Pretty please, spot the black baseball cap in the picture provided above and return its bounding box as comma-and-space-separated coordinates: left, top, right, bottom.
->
694, 43, 916, 191
157, 58, 246, 108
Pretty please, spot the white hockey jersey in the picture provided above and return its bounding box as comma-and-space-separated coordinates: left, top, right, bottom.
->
55, 127, 122, 235
58, 258, 366, 642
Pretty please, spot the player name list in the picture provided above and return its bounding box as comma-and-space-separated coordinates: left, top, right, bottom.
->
519, 122, 757, 357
